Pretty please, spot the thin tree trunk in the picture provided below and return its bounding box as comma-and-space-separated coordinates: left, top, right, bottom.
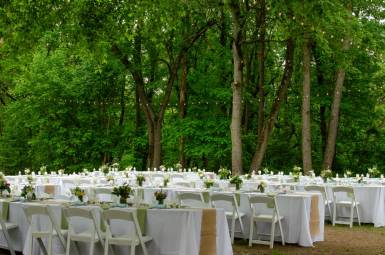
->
257, 0, 266, 138
229, 0, 244, 175
322, 37, 351, 170
178, 56, 188, 169
153, 121, 162, 170
250, 38, 295, 171
301, 34, 312, 175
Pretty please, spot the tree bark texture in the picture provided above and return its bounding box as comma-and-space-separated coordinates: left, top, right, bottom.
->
301, 35, 313, 175
229, 0, 244, 175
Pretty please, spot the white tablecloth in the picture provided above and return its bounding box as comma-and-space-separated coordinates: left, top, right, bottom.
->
0, 202, 232, 255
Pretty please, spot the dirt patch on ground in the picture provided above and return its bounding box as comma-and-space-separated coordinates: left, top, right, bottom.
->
233, 224, 385, 255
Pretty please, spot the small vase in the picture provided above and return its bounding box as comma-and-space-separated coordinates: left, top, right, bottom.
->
260, 188, 265, 193
78, 195, 83, 203
138, 181, 143, 187
120, 197, 127, 204
157, 199, 164, 205
235, 183, 241, 190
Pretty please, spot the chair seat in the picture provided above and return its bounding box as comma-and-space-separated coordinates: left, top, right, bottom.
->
253, 214, 283, 222
335, 201, 359, 206
108, 235, 152, 246
225, 211, 246, 219
70, 230, 105, 242
0, 222, 17, 230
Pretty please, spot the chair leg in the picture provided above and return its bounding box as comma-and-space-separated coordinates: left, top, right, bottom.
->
104, 238, 109, 255
356, 204, 361, 226
89, 242, 95, 255
3, 229, 16, 255
350, 205, 354, 228
248, 218, 254, 247
332, 203, 336, 226
278, 219, 285, 246
47, 235, 52, 255
270, 221, 276, 249
231, 216, 235, 244
237, 211, 246, 240
130, 243, 136, 255
327, 202, 333, 222
65, 233, 71, 255
141, 239, 148, 255
29, 237, 33, 255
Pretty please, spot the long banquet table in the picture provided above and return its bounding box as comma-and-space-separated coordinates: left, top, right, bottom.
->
0, 200, 232, 255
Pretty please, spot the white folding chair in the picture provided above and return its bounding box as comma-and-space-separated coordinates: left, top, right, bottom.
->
64, 207, 105, 255
210, 193, 246, 244
0, 202, 17, 255
62, 180, 77, 192
23, 205, 68, 255
248, 195, 285, 249
94, 188, 117, 203
332, 186, 361, 228
103, 209, 152, 255
177, 192, 207, 208
173, 181, 193, 188
304, 185, 333, 221
79, 179, 92, 186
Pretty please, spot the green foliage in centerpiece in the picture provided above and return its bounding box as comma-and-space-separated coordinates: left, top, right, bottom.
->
112, 183, 131, 204
21, 185, 36, 200
0, 173, 11, 195
71, 187, 86, 202
154, 189, 167, 205
218, 168, 231, 180
204, 179, 214, 189
163, 175, 170, 187
229, 175, 243, 190
368, 166, 380, 178
320, 169, 333, 182
257, 181, 266, 193
136, 174, 146, 187
292, 166, 301, 182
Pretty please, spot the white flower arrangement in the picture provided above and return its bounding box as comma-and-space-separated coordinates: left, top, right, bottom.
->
24, 168, 31, 175
368, 166, 380, 178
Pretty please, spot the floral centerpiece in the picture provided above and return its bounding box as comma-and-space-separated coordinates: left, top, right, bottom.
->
24, 168, 31, 175
230, 175, 243, 190
262, 168, 270, 175
218, 167, 231, 180
58, 169, 65, 176
21, 185, 36, 201
357, 175, 364, 184
163, 175, 170, 187
204, 179, 214, 189
244, 173, 252, 180
292, 165, 302, 182
320, 169, 333, 182
136, 174, 146, 187
71, 187, 86, 202
0, 173, 10, 197
257, 181, 266, 193
174, 163, 182, 171
112, 183, 132, 204
344, 170, 352, 177
368, 166, 380, 178
106, 174, 115, 185
101, 165, 109, 175
154, 189, 167, 205
197, 169, 205, 179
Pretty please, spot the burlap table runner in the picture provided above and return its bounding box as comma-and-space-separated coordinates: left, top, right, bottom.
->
44, 184, 56, 195
291, 192, 320, 238
199, 208, 216, 255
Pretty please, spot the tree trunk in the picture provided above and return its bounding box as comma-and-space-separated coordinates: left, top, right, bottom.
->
322, 37, 351, 170
257, 0, 266, 139
301, 34, 312, 175
178, 56, 188, 169
229, 0, 244, 175
153, 121, 162, 169
250, 38, 295, 171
